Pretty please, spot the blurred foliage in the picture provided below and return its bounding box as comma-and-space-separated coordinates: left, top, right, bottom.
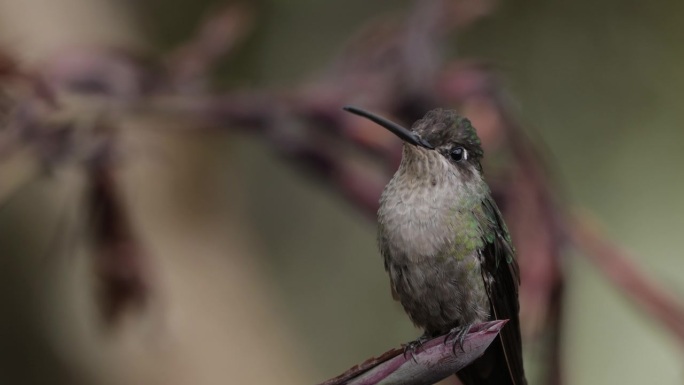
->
1, 1, 683, 385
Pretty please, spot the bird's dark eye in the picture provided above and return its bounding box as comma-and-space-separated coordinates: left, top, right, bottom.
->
450, 146, 467, 162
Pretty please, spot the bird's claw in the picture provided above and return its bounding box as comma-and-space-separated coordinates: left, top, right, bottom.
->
402, 335, 429, 362
444, 324, 472, 354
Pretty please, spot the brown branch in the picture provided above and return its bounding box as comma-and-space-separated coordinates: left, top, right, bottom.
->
87, 156, 153, 325
165, 3, 254, 92
566, 210, 684, 345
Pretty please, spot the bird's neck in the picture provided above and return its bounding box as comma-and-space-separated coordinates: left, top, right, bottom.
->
378, 163, 488, 262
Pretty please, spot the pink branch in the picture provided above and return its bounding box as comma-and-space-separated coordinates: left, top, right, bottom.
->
318, 320, 506, 385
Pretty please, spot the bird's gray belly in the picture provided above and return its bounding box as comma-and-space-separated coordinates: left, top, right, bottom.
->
386, 255, 490, 336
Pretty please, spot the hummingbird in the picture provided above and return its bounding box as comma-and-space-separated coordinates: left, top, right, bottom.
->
343, 106, 526, 385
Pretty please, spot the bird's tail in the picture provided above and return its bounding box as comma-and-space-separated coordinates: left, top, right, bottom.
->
456, 332, 527, 385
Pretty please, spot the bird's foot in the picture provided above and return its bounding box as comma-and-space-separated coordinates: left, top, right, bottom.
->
401, 334, 430, 362
444, 324, 473, 354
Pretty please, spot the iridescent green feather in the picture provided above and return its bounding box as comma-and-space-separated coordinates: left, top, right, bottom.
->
481, 196, 515, 265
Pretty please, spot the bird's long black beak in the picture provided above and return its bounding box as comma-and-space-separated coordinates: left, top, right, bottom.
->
343, 106, 434, 149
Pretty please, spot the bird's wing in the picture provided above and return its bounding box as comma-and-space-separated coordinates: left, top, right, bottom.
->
459, 196, 526, 385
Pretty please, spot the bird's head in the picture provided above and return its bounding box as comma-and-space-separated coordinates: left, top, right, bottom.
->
343, 106, 484, 183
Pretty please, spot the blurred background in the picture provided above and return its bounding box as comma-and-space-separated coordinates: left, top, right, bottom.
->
0, 0, 683, 384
